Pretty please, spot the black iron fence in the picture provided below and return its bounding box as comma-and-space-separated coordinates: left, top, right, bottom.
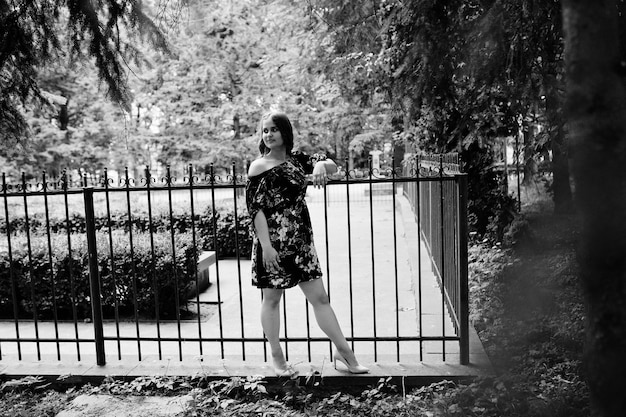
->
402, 154, 469, 363
1, 156, 469, 366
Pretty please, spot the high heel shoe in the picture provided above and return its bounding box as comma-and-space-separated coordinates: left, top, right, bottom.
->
274, 363, 299, 379
333, 351, 369, 374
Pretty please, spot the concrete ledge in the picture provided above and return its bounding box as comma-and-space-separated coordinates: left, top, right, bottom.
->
0, 327, 493, 389
0, 360, 491, 389
186, 251, 216, 299
1, 360, 494, 389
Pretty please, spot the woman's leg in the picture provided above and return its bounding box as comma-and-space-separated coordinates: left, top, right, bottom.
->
260, 288, 289, 370
298, 279, 361, 365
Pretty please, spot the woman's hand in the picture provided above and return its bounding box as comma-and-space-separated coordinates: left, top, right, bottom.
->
311, 161, 328, 189
262, 245, 281, 273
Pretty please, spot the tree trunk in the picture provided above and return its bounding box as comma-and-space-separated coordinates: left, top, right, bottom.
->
521, 124, 537, 185
551, 127, 573, 213
544, 75, 574, 213
233, 113, 241, 140
562, 1, 626, 416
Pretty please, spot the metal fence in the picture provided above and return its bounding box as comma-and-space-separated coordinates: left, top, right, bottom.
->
402, 154, 469, 363
1, 157, 469, 366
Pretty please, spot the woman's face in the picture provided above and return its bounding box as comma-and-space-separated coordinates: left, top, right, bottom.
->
261, 118, 285, 153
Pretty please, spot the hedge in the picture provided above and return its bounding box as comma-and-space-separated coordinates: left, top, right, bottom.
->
0, 232, 198, 321
0, 205, 253, 259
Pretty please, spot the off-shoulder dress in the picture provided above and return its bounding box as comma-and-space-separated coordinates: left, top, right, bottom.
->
245, 151, 326, 289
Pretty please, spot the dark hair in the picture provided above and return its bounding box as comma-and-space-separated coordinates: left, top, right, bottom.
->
258, 112, 294, 155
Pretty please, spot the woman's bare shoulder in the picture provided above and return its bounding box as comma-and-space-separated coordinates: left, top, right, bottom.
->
248, 157, 271, 177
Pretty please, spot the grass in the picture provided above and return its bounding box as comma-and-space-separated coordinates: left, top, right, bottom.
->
0, 179, 590, 416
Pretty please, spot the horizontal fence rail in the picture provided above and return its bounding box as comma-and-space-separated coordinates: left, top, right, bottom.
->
1, 157, 469, 366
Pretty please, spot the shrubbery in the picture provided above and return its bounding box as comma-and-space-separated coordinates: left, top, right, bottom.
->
462, 143, 518, 242
0, 205, 253, 320
0, 232, 198, 320
0, 205, 252, 258
196, 206, 252, 259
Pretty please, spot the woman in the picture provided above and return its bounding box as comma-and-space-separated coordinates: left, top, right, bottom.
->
246, 111, 369, 377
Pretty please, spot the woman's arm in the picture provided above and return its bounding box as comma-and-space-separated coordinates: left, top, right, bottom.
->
311, 158, 338, 188
316, 159, 338, 175
253, 210, 280, 272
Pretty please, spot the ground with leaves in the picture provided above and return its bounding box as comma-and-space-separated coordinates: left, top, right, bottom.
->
0, 202, 589, 416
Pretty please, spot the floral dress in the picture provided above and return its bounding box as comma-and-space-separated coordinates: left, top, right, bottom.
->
246, 151, 326, 289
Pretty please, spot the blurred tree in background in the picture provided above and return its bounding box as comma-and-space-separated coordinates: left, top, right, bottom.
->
563, 1, 626, 416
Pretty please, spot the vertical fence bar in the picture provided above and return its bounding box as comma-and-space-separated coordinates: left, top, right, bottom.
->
232, 163, 246, 359
416, 157, 424, 361
301, 172, 314, 361
61, 171, 81, 361
2, 173, 21, 360
84, 187, 105, 366
344, 159, 355, 351
103, 169, 122, 360
453, 176, 459, 321
41, 172, 61, 360
22, 173, 41, 360
124, 167, 142, 360
209, 165, 225, 359
187, 165, 204, 356
165, 166, 183, 361
368, 158, 378, 361
391, 158, 400, 361
429, 172, 434, 253
452, 179, 460, 328
515, 132, 522, 211
457, 174, 470, 364
304, 292, 311, 361
146, 168, 160, 352
439, 156, 446, 361
145, 166, 163, 359
323, 181, 332, 359
282, 292, 289, 361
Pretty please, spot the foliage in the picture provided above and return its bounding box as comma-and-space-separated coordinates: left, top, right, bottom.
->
1, 203, 253, 258
0, 0, 171, 143
95, 374, 195, 395
0, 231, 198, 320
462, 143, 517, 241
0, 390, 70, 417
308, 0, 574, 217
1, 0, 379, 180
196, 205, 253, 259
0, 194, 253, 320
467, 200, 588, 416
6, 64, 131, 182
133, 0, 366, 171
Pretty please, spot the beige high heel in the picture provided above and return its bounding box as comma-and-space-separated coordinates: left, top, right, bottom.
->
274, 363, 299, 379
333, 350, 369, 374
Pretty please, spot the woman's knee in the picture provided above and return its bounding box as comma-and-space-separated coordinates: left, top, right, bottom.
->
300, 279, 330, 306
262, 289, 283, 308
310, 293, 330, 307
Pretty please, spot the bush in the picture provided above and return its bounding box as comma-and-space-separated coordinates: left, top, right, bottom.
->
196, 205, 253, 259
1, 205, 253, 259
462, 143, 517, 242
0, 232, 197, 320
